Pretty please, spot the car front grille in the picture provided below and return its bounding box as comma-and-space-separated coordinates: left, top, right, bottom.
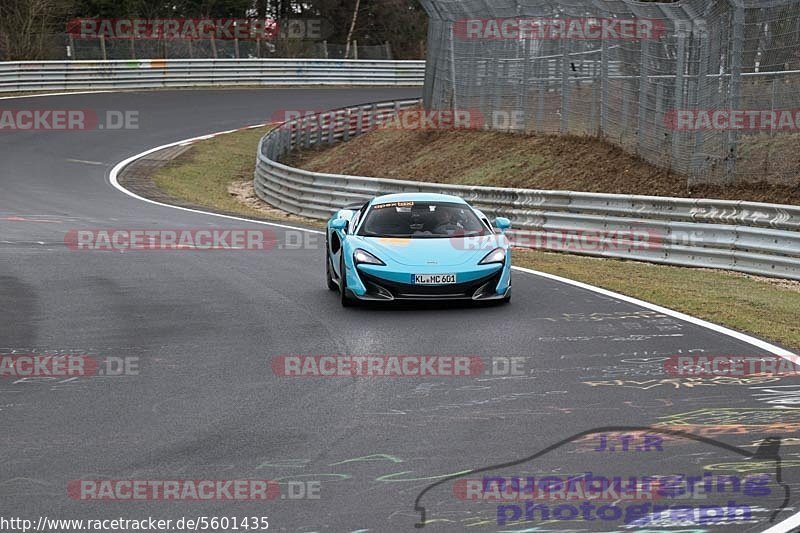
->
359, 270, 502, 300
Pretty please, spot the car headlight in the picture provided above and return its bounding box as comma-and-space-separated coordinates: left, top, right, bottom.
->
354, 249, 386, 266
479, 247, 506, 265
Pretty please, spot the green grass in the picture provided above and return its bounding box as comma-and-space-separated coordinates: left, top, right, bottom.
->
151, 127, 800, 352
152, 125, 326, 229
153, 127, 268, 212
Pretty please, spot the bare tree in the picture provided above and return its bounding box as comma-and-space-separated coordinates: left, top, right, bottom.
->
0, 0, 72, 60
343, 0, 361, 59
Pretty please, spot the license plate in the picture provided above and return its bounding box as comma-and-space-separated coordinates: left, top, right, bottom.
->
413, 274, 457, 285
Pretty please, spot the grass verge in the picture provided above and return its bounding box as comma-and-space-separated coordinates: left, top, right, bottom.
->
150, 127, 800, 351
151, 125, 324, 229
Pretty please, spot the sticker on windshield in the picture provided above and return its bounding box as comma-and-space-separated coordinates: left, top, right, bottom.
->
373, 201, 415, 210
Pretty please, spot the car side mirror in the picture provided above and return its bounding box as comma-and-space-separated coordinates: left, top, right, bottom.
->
495, 217, 511, 231
331, 218, 348, 231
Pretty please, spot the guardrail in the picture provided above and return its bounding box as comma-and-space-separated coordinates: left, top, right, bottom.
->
0, 59, 425, 93
254, 99, 800, 281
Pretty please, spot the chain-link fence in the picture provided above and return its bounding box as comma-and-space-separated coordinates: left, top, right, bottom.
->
1, 34, 395, 62
61, 36, 394, 61
420, 0, 800, 186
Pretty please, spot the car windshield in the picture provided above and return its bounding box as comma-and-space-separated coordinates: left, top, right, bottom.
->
358, 201, 491, 238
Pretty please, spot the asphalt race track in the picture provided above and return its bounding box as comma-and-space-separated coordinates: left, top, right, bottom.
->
2, 89, 800, 533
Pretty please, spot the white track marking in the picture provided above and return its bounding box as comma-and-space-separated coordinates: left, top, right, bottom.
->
66, 159, 106, 166
762, 513, 800, 533
108, 124, 322, 235
108, 124, 799, 533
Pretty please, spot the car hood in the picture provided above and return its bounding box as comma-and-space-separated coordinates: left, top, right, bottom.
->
350, 235, 506, 267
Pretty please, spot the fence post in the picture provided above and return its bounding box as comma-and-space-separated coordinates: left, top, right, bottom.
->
234, 21, 240, 59
449, 24, 458, 112
560, 43, 570, 134
672, 27, 688, 172
691, 29, 710, 183
656, 83, 665, 164
770, 77, 778, 138
591, 74, 599, 135
621, 79, 629, 141
343, 109, 351, 141
514, 0, 528, 132
438, 23, 451, 107
519, 39, 532, 132
328, 111, 337, 144
600, 37, 608, 137
366, 103, 375, 132
725, 0, 745, 185
637, 39, 649, 155
478, 52, 487, 113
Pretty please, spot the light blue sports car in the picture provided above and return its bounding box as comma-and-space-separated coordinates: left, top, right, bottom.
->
325, 193, 512, 306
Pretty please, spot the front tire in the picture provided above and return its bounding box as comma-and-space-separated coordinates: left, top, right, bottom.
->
340, 256, 355, 307
325, 239, 337, 291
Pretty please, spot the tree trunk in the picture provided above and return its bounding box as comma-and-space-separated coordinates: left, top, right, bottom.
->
344, 0, 361, 59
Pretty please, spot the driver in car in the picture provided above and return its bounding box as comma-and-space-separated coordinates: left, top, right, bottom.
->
432, 208, 461, 234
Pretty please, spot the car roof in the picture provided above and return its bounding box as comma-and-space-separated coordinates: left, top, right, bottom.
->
369, 193, 468, 206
